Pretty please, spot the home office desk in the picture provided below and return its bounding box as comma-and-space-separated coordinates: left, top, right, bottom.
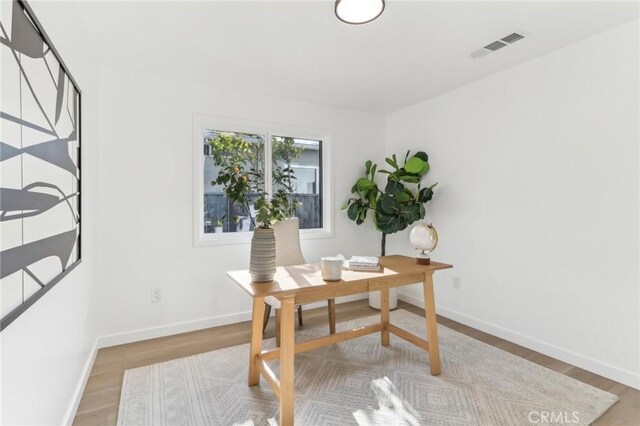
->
227, 254, 452, 426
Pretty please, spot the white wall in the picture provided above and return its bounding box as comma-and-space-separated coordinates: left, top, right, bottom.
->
93, 68, 386, 341
0, 2, 101, 425
385, 21, 640, 388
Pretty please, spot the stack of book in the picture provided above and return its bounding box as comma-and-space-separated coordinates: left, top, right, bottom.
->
347, 256, 380, 272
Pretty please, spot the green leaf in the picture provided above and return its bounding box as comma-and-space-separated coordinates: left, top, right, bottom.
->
399, 175, 420, 183
357, 208, 367, 225
370, 164, 377, 178
368, 190, 378, 208
377, 214, 403, 235
413, 151, 429, 163
356, 178, 375, 191
385, 180, 404, 195
375, 213, 392, 227
420, 162, 430, 175
378, 169, 392, 174
347, 203, 359, 221
341, 199, 352, 210
418, 186, 434, 203
395, 191, 411, 203
385, 157, 399, 170
377, 195, 398, 215
404, 150, 411, 163
367, 191, 378, 208
401, 203, 422, 222
365, 160, 372, 177
405, 157, 426, 174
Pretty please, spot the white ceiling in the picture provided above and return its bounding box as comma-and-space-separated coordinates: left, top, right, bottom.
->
77, 1, 639, 113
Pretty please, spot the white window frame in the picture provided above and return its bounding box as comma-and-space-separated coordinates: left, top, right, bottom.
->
193, 114, 333, 246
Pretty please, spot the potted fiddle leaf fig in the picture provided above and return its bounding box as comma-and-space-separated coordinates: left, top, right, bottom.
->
343, 150, 437, 309
343, 150, 437, 256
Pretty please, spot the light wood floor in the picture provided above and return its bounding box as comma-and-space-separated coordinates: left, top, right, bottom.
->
73, 300, 640, 425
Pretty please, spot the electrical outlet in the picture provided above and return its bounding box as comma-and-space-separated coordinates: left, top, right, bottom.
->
452, 276, 461, 289
151, 288, 161, 303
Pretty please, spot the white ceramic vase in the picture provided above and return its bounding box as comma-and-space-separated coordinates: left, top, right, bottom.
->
250, 228, 276, 282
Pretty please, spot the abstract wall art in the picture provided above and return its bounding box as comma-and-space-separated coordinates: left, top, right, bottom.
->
0, 0, 81, 330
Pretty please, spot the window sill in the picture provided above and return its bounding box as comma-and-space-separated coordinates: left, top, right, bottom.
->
194, 227, 333, 247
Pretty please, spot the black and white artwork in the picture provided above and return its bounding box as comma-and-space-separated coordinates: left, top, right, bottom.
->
0, 0, 81, 330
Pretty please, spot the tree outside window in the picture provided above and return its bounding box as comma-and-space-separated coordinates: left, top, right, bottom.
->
203, 130, 321, 234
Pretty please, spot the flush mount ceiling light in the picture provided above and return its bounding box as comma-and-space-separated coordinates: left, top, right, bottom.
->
335, 0, 385, 25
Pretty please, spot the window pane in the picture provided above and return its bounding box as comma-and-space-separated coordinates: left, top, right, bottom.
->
203, 130, 265, 234
272, 136, 322, 230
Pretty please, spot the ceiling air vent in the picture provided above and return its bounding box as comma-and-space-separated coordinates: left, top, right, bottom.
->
471, 32, 526, 59
501, 33, 524, 44
484, 41, 507, 51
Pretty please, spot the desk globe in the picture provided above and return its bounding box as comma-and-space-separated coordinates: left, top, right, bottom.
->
409, 223, 439, 265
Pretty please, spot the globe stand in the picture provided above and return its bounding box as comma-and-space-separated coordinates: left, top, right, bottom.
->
416, 251, 431, 265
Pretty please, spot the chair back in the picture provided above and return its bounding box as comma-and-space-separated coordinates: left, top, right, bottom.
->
273, 217, 306, 266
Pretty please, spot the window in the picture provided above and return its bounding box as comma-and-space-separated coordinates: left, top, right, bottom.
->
193, 116, 331, 245
203, 130, 266, 234
271, 136, 322, 230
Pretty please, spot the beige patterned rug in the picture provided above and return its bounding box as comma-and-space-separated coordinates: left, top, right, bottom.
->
117, 310, 617, 425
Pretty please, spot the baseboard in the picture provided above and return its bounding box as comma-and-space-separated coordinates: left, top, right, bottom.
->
96, 294, 368, 348
398, 292, 640, 390
63, 339, 99, 425
96, 310, 254, 348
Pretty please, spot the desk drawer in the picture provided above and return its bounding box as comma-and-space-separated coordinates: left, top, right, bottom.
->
293, 281, 369, 304
368, 272, 426, 292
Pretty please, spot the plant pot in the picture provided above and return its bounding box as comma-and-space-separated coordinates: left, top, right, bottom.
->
214, 226, 223, 233
369, 288, 398, 310
250, 227, 276, 282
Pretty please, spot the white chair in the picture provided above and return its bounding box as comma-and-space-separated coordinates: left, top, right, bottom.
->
263, 218, 336, 345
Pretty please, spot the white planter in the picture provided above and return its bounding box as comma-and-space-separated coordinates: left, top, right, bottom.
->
214, 226, 223, 233
369, 288, 398, 310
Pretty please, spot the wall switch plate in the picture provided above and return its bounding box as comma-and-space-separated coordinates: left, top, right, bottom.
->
151, 288, 161, 303
452, 276, 461, 289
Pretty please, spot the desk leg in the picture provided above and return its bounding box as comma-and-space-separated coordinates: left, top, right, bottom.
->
423, 272, 441, 375
380, 288, 390, 346
279, 295, 296, 426
248, 297, 265, 386
328, 299, 336, 335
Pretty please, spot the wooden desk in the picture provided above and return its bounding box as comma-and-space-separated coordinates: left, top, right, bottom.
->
227, 254, 452, 425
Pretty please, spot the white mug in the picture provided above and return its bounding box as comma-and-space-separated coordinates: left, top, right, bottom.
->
321, 256, 344, 281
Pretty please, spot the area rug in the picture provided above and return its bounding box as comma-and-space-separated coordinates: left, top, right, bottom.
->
117, 310, 617, 425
